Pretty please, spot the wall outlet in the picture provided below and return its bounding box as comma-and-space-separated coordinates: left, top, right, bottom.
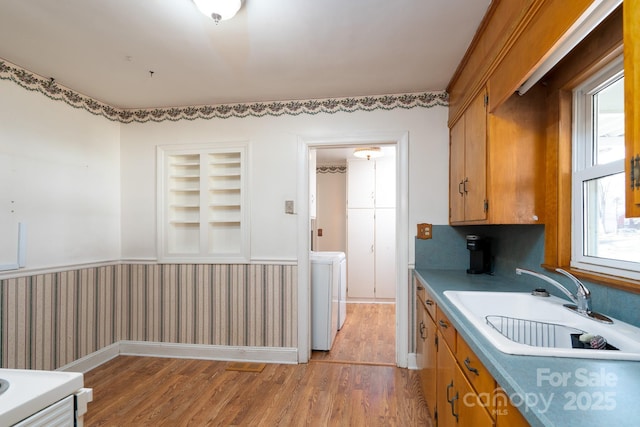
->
417, 223, 432, 240
285, 200, 294, 214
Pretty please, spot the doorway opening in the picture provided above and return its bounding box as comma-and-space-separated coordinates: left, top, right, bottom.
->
297, 132, 409, 367
311, 145, 396, 365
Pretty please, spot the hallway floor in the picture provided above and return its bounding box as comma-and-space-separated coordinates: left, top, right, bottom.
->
311, 303, 396, 365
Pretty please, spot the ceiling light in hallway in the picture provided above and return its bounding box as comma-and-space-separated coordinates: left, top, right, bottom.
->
193, 0, 242, 23
353, 147, 383, 160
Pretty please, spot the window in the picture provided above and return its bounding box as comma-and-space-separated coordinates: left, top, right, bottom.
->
572, 56, 640, 280
157, 143, 249, 262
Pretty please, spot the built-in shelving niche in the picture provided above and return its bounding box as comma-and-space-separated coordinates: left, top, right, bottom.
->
158, 144, 248, 262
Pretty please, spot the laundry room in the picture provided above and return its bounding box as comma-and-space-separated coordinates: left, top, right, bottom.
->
309, 145, 397, 364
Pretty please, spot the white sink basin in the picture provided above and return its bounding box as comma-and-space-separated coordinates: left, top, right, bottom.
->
444, 291, 640, 360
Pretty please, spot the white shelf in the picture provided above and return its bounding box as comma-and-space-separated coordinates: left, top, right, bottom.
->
159, 144, 248, 261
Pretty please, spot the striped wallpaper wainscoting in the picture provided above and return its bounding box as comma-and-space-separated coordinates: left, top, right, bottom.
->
0, 263, 297, 370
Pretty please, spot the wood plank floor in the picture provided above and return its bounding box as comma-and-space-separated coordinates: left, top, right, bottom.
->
311, 303, 396, 365
83, 303, 432, 426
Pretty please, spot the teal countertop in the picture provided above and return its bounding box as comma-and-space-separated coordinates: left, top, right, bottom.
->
414, 269, 640, 427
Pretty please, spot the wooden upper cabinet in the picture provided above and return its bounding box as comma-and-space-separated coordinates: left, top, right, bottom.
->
449, 90, 488, 224
447, 0, 604, 226
625, 0, 640, 217
449, 84, 545, 226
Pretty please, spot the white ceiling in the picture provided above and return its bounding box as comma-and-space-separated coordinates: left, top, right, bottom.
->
0, 0, 491, 109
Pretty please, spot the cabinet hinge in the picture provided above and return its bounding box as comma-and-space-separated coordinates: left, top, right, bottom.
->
435, 335, 439, 350
484, 199, 489, 212
631, 154, 640, 190
484, 93, 489, 107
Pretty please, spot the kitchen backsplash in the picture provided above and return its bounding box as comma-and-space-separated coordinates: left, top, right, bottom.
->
415, 224, 639, 328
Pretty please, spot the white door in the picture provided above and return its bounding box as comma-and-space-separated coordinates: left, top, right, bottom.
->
375, 208, 396, 299
347, 208, 375, 298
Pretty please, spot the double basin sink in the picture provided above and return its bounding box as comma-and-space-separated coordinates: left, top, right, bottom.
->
444, 290, 640, 360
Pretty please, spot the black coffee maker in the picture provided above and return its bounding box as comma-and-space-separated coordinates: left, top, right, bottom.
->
466, 235, 491, 274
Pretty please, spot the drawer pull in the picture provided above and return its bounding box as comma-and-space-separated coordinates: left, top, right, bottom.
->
419, 321, 426, 340
446, 381, 459, 421
417, 285, 424, 291
426, 299, 434, 306
464, 357, 480, 376
438, 320, 448, 329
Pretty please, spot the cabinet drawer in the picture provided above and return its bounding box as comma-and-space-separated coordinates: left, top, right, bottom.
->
456, 334, 496, 411
436, 306, 456, 352
415, 277, 426, 305
423, 287, 436, 320
416, 280, 437, 321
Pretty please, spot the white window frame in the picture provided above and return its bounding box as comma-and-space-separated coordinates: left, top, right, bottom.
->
157, 142, 250, 263
572, 55, 640, 280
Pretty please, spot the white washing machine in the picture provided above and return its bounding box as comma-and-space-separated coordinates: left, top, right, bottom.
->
310, 251, 346, 350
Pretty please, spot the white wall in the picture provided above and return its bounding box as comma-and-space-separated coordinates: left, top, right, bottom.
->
0, 80, 121, 270
316, 171, 346, 253
119, 106, 450, 264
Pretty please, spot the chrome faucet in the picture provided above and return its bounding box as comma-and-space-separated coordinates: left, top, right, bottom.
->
515, 267, 591, 314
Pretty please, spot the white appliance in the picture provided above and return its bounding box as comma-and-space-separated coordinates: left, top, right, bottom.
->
310, 251, 347, 350
0, 368, 92, 426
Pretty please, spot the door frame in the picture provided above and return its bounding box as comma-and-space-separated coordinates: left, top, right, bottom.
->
296, 131, 409, 366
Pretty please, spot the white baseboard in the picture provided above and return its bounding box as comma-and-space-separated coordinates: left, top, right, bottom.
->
406, 352, 418, 370
119, 341, 298, 364
58, 341, 298, 373
59, 342, 120, 373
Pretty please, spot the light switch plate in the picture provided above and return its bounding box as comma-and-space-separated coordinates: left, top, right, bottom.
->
417, 223, 432, 240
285, 200, 294, 214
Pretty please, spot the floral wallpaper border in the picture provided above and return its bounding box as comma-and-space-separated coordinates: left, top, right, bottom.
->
1, 59, 448, 123
317, 165, 347, 174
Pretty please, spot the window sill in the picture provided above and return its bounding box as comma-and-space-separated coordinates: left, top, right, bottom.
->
542, 264, 640, 294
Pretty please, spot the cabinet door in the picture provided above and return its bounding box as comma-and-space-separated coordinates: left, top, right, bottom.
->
374, 208, 395, 299
347, 159, 375, 208
449, 118, 466, 223
625, 0, 640, 217
456, 367, 495, 427
375, 157, 396, 208
464, 90, 488, 221
436, 335, 458, 427
423, 312, 437, 421
347, 209, 375, 298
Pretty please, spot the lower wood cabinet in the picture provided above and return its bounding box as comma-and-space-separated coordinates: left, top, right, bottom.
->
416, 277, 529, 426
417, 298, 437, 421
436, 334, 466, 426
455, 364, 495, 427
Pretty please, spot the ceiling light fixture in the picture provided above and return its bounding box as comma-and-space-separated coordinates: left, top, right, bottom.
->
193, 0, 242, 23
353, 147, 383, 161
